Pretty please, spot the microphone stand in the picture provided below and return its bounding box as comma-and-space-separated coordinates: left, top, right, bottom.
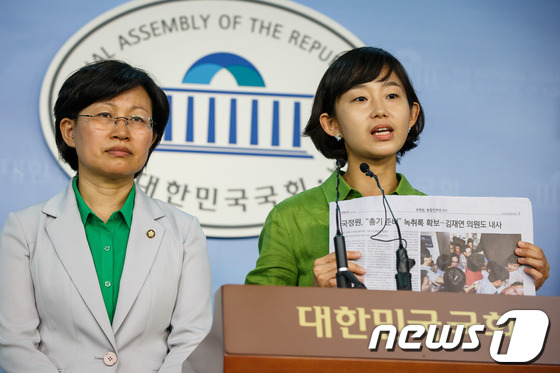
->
360, 163, 415, 290
334, 159, 367, 289
394, 219, 414, 291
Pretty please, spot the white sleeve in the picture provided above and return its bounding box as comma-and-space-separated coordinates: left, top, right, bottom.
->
0, 212, 59, 373
158, 216, 212, 373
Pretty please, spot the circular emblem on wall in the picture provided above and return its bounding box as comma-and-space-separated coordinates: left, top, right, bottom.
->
40, 0, 364, 237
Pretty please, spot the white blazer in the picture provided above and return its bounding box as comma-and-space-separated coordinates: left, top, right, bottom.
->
0, 181, 212, 373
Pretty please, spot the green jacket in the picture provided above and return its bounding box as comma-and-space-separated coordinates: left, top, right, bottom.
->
245, 171, 424, 286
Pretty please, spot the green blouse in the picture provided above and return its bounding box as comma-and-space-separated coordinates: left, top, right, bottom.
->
245, 171, 424, 287
73, 177, 134, 323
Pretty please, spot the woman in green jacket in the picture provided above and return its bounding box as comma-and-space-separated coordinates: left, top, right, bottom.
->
246, 47, 549, 290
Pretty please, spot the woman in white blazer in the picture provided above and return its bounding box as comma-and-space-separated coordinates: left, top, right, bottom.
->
0, 61, 212, 373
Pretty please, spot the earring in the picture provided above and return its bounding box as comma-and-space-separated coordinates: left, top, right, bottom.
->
335, 134, 342, 141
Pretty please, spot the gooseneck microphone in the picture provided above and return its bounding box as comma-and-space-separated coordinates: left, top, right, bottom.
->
359, 163, 415, 290
334, 159, 366, 289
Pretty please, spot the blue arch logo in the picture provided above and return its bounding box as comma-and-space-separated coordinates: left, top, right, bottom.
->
183, 52, 265, 87
159, 52, 313, 158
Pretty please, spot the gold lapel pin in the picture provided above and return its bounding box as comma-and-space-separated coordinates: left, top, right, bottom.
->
146, 229, 156, 239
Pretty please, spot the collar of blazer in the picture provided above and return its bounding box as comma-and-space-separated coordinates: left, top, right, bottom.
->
43, 181, 167, 346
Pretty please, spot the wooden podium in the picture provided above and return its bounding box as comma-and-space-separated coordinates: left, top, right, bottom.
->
184, 285, 560, 373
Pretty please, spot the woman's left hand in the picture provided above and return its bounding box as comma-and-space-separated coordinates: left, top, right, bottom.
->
516, 241, 550, 290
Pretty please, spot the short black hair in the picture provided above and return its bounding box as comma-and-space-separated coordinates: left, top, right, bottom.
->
436, 254, 451, 271
486, 260, 499, 273
303, 47, 424, 161
54, 60, 169, 178
443, 267, 466, 293
467, 253, 485, 272
489, 265, 509, 283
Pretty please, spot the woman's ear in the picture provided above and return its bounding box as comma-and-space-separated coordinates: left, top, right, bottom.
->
319, 113, 341, 138
60, 118, 76, 148
408, 102, 420, 129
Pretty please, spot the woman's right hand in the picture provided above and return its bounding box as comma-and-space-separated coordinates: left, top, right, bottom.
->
312, 251, 366, 287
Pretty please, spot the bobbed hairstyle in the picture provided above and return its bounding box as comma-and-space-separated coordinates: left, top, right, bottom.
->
303, 46, 425, 161
54, 60, 169, 178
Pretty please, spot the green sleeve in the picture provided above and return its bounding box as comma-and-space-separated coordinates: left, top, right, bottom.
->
245, 205, 299, 286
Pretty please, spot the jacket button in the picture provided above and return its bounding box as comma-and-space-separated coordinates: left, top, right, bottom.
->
103, 351, 118, 366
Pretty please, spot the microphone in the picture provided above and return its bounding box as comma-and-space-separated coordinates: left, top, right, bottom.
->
359, 163, 415, 290
359, 163, 380, 185
359, 162, 372, 176
334, 159, 366, 289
